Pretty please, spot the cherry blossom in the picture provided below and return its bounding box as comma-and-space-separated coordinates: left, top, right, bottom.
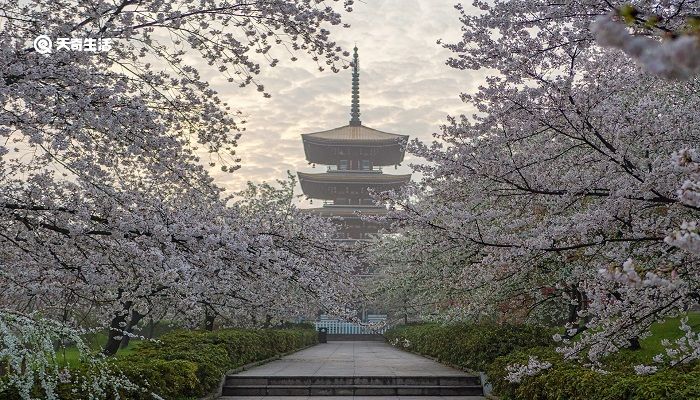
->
505, 356, 553, 383
1, 0, 359, 397
371, 0, 700, 374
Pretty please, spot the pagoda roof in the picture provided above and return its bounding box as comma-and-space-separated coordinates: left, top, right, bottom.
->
298, 171, 411, 184
298, 171, 411, 200
302, 124, 408, 144
300, 47, 411, 167
303, 205, 389, 218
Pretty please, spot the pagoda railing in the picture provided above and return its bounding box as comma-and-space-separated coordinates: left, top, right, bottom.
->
326, 166, 383, 173
321, 202, 384, 208
314, 315, 388, 335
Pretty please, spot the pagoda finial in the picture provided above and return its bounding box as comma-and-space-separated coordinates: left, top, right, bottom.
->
349, 45, 361, 126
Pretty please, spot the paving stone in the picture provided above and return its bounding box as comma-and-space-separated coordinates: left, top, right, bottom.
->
235, 341, 470, 377
219, 397, 487, 400
222, 341, 486, 399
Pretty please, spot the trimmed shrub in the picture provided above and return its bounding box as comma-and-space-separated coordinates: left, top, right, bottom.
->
386, 322, 700, 399
487, 347, 700, 400
113, 359, 201, 399
113, 327, 317, 399
384, 323, 555, 371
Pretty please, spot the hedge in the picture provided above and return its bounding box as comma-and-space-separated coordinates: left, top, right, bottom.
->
384, 322, 554, 372
0, 326, 316, 400
386, 323, 700, 399
113, 326, 318, 399
487, 347, 700, 400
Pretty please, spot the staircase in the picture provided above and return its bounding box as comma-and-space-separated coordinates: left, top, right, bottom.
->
222, 374, 484, 396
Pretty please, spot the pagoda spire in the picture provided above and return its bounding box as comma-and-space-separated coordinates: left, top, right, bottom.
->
349, 46, 361, 126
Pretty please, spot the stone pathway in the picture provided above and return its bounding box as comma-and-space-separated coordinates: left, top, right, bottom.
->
220, 341, 485, 399
222, 397, 486, 400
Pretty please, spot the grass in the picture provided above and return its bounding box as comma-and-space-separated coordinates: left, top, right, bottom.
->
600, 311, 700, 368
550, 312, 700, 369
638, 312, 700, 356
57, 341, 138, 366
613, 311, 700, 364
56, 323, 177, 366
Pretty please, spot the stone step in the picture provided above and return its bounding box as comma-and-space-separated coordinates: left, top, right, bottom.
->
225, 375, 482, 387
326, 334, 385, 341
220, 397, 488, 400
222, 384, 484, 396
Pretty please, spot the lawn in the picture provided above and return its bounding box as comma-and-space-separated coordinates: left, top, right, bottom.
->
638, 311, 700, 356
56, 322, 178, 365
552, 312, 700, 365
608, 311, 700, 366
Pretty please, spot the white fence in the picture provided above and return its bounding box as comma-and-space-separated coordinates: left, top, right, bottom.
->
315, 315, 388, 334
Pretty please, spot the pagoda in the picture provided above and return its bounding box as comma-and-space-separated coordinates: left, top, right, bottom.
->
298, 47, 411, 241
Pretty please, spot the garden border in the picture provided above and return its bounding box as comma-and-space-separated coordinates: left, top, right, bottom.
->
387, 339, 497, 399
199, 342, 319, 400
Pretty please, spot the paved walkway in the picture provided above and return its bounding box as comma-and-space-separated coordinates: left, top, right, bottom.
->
223, 397, 485, 400
223, 341, 485, 400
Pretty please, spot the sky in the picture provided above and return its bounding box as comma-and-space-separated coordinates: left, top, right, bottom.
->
207, 0, 484, 206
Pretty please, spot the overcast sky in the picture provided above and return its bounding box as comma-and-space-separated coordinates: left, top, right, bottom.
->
207, 0, 484, 206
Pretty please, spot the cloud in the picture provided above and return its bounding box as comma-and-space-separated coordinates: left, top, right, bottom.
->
205, 0, 483, 206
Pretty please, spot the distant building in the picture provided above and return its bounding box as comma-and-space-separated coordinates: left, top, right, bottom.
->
298, 47, 411, 330
298, 46, 411, 242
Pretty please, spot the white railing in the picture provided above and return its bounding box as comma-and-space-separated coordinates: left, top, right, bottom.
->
314, 315, 388, 334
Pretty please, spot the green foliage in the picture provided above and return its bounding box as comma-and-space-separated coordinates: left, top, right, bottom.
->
384, 322, 555, 371
114, 358, 202, 400
387, 321, 700, 399
632, 312, 700, 361
487, 347, 700, 400
483, 314, 700, 399
2, 326, 317, 400
57, 321, 180, 367
112, 327, 317, 400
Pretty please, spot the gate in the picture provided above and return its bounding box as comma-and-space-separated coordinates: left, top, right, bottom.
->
314, 314, 388, 335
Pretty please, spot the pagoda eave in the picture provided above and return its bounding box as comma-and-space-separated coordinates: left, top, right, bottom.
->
302, 206, 389, 218
301, 124, 408, 142
302, 140, 406, 166
300, 124, 408, 166
298, 172, 410, 201
298, 172, 411, 184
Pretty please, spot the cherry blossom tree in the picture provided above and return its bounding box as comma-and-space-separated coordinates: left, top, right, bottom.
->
592, 5, 700, 79
0, 311, 137, 399
1, 0, 358, 397
182, 177, 359, 333
373, 0, 700, 374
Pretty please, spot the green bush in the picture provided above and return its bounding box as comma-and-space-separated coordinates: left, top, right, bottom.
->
387, 323, 700, 399
1, 327, 316, 400
112, 327, 317, 400
487, 347, 700, 400
384, 322, 555, 371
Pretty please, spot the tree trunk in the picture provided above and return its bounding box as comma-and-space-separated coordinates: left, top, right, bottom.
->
204, 307, 216, 331
103, 301, 133, 356
120, 309, 145, 349
564, 285, 582, 339
147, 317, 156, 339
628, 337, 642, 350
403, 300, 409, 324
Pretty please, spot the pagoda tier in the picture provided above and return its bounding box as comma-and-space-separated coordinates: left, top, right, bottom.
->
304, 204, 388, 216
302, 124, 408, 166
297, 171, 411, 201
296, 46, 410, 241
304, 205, 390, 240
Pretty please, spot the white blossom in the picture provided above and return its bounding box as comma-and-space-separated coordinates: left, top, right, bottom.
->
505, 356, 553, 383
